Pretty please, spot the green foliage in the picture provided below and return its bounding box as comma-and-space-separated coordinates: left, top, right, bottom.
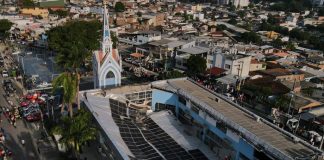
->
52, 109, 97, 153
115, 2, 125, 12
111, 32, 118, 49
175, 12, 182, 16
240, 32, 261, 44
165, 70, 185, 79
260, 21, 289, 35
49, 9, 68, 18
22, 0, 35, 7
186, 55, 207, 76
289, 28, 310, 41
319, 8, 324, 16
267, 14, 279, 25
216, 24, 227, 31
47, 20, 101, 69
0, 19, 13, 39
272, 38, 283, 48
237, 10, 246, 19
269, 0, 311, 12
274, 95, 290, 110
285, 42, 296, 51
228, 18, 237, 25
52, 72, 77, 117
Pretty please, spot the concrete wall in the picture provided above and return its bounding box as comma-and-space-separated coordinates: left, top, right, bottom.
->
151, 89, 178, 111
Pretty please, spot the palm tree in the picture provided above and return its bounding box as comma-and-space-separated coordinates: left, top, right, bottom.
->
52, 72, 77, 117
52, 109, 97, 156
50, 21, 101, 111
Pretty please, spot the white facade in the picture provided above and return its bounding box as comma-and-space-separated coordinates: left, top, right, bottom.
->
93, 4, 122, 88
213, 50, 251, 78
232, 0, 249, 7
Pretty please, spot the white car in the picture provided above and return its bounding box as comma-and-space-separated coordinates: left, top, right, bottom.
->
2, 70, 9, 77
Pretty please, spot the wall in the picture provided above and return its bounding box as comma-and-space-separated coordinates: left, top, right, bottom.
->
249, 63, 266, 72
151, 89, 178, 111
177, 101, 255, 160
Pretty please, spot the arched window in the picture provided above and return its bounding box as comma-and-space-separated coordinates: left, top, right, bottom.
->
106, 71, 115, 78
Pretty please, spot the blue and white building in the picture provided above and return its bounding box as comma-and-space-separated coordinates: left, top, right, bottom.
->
81, 78, 323, 160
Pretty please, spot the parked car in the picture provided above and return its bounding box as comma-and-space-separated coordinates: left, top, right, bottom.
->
2, 70, 8, 77
20, 101, 30, 108
0, 57, 4, 67
125, 57, 132, 62
25, 112, 41, 122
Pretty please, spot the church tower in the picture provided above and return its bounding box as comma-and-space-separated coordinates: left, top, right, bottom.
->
93, 3, 122, 88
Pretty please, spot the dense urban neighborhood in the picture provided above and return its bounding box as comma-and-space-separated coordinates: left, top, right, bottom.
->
0, 0, 324, 159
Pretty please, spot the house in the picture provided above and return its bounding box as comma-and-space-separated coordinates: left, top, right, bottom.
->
249, 59, 266, 72
212, 50, 251, 78
148, 39, 195, 59
303, 16, 324, 26
119, 31, 161, 45
265, 31, 280, 39
175, 46, 210, 70
21, 8, 49, 18
259, 68, 305, 82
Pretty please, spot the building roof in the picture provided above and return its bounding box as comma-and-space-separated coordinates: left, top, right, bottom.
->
152, 78, 322, 159
260, 68, 303, 77
206, 67, 226, 76
178, 46, 209, 55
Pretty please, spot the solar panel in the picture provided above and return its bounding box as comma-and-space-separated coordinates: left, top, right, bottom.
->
109, 99, 209, 160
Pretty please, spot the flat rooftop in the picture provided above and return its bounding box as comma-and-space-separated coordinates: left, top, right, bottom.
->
152, 79, 322, 160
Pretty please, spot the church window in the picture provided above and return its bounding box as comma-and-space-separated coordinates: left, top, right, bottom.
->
106, 71, 115, 78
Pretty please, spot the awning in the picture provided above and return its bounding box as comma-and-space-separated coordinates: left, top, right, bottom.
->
130, 52, 144, 58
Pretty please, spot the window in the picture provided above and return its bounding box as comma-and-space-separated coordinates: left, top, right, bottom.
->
179, 96, 186, 105
322, 93, 324, 97
225, 64, 231, 69
106, 71, 115, 78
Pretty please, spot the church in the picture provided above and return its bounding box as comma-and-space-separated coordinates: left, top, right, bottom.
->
93, 3, 122, 88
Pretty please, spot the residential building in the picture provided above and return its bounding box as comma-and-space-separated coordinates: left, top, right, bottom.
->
303, 17, 324, 26
232, 0, 249, 7
213, 49, 252, 78
148, 39, 195, 59
259, 68, 305, 82
21, 8, 49, 18
249, 59, 266, 72
81, 78, 323, 160
175, 46, 210, 70
119, 31, 162, 45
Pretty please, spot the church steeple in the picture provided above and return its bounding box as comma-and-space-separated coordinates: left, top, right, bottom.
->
102, 2, 112, 59
92, 1, 122, 88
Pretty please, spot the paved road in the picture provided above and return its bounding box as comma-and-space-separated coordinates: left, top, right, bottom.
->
0, 78, 41, 160
1, 43, 41, 160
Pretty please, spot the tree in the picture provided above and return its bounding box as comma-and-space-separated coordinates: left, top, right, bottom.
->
228, 18, 237, 25
47, 20, 101, 112
319, 8, 324, 16
111, 32, 118, 49
272, 38, 283, 48
164, 70, 185, 79
0, 19, 13, 40
274, 95, 290, 111
186, 55, 206, 76
216, 24, 227, 31
49, 9, 68, 18
52, 72, 77, 117
22, 0, 35, 7
52, 109, 97, 155
285, 42, 296, 51
240, 32, 261, 44
115, 2, 125, 12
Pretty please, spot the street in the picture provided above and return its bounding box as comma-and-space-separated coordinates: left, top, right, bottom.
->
0, 78, 41, 160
